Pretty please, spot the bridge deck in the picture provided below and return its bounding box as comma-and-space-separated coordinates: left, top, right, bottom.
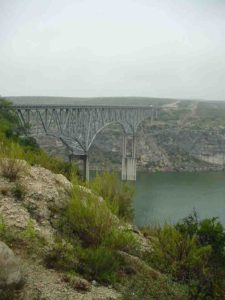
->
12, 104, 153, 109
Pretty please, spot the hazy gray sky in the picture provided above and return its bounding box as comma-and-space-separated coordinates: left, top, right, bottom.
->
0, 0, 225, 100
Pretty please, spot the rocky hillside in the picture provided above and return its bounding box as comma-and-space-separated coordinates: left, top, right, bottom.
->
0, 161, 122, 299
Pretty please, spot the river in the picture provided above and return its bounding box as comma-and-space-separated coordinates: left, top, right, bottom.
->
134, 171, 225, 226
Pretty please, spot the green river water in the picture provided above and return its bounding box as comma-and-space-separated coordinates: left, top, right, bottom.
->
134, 171, 225, 226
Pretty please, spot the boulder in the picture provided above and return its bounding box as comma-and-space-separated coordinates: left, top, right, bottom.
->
0, 241, 22, 289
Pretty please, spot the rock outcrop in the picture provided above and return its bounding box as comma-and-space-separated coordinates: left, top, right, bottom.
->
0, 161, 72, 239
0, 162, 123, 299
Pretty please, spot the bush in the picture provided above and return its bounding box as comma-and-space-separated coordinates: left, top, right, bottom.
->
146, 214, 225, 299
0, 143, 28, 182
43, 238, 79, 271
89, 172, 134, 222
175, 213, 225, 299
78, 246, 122, 284
0, 98, 19, 139
0, 158, 26, 181
103, 227, 138, 254
197, 217, 225, 255
55, 178, 139, 284
60, 180, 116, 247
148, 225, 212, 283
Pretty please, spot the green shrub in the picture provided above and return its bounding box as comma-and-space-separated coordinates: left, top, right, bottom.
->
56, 179, 140, 284
61, 182, 116, 247
0, 214, 18, 245
176, 213, 225, 299
175, 210, 199, 237
0, 214, 7, 236
176, 212, 225, 259
78, 246, 122, 284
0, 216, 46, 254
43, 238, 79, 271
19, 220, 46, 254
103, 228, 138, 254
148, 225, 212, 283
89, 171, 134, 222
0, 98, 20, 139
146, 215, 225, 299
197, 217, 225, 255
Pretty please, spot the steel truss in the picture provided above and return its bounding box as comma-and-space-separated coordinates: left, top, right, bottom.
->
12, 104, 155, 180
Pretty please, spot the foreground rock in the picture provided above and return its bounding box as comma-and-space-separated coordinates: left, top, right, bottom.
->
0, 240, 22, 289
0, 161, 112, 240
0, 162, 122, 299
0, 162, 72, 239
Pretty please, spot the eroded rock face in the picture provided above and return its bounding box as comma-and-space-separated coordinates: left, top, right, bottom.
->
0, 161, 72, 239
0, 241, 22, 289
20, 165, 71, 228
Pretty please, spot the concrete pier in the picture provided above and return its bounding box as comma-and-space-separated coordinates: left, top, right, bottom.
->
121, 135, 137, 181
83, 155, 89, 181
69, 153, 89, 181
122, 157, 136, 180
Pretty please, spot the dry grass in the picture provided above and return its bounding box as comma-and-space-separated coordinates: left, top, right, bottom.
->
0, 185, 11, 196
0, 142, 29, 181
0, 158, 27, 181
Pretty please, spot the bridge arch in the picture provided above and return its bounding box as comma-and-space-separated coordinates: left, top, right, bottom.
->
87, 121, 126, 151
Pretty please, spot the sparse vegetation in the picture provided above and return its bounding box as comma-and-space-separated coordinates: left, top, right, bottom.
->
43, 238, 79, 271
89, 171, 134, 222
60, 182, 116, 247
52, 178, 137, 284
0, 215, 46, 254
0, 142, 28, 181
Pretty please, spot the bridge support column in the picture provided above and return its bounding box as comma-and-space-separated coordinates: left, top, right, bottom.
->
83, 154, 89, 181
122, 135, 137, 181
69, 153, 89, 181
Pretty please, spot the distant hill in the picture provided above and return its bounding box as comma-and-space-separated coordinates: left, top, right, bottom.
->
7, 96, 194, 106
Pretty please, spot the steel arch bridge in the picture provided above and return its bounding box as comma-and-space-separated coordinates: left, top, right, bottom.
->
12, 104, 156, 180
